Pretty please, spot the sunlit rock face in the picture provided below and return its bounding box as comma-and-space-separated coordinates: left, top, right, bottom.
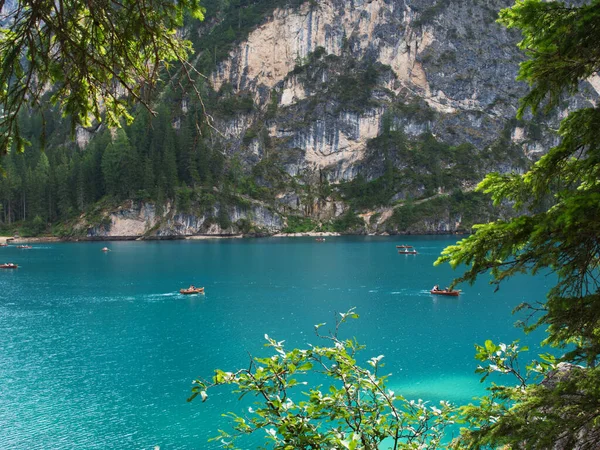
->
210, 0, 595, 184
84, 201, 284, 238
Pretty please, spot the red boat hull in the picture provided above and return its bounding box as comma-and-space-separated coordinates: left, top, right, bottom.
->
430, 290, 460, 296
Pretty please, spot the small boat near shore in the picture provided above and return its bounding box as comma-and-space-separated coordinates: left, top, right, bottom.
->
398, 249, 418, 254
396, 245, 413, 249
430, 289, 460, 296
0, 243, 7, 247
180, 287, 205, 295
16, 245, 32, 249
0, 263, 18, 269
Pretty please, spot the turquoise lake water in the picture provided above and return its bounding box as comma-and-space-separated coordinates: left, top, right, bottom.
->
0, 236, 552, 449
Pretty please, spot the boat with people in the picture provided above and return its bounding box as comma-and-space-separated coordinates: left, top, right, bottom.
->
430, 285, 460, 296
180, 286, 205, 295
16, 245, 31, 249
0, 263, 18, 269
315, 238, 326, 242
398, 249, 418, 254
0, 243, 7, 247
101, 247, 110, 252
396, 245, 413, 249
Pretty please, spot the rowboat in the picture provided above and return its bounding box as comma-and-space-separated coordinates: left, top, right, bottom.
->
430, 289, 460, 296
180, 287, 205, 295
398, 250, 417, 254
396, 245, 413, 249
16, 245, 31, 249
0, 263, 18, 269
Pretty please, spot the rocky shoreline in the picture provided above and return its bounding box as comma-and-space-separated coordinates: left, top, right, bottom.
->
0, 230, 469, 244
1, 232, 339, 243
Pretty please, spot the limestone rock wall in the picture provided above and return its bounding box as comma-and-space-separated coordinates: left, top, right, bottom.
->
208, 0, 597, 186
85, 201, 284, 238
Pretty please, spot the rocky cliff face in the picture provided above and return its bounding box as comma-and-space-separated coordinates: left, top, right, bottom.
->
79, 0, 600, 236
211, 0, 578, 177
83, 200, 284, 238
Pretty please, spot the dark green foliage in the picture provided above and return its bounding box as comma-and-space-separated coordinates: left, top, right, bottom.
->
330, 61, 387, 111
102, 130, 139, 200
238, 156, 289, 202
0, 101, 234, 234
265, 89, 280, 120
235, 218, 252, 234
176, 186, 194, 213
387, 191, 492, 233
330, 209, 364, 233
283, 215, 317, 233
339, 130, 496, 211
217, 205, 232, 229
394, 99, 436, 123
338, 173, 401, 211
214, 90, 255, 117
436, 1, 600, 448
0, 0, 206, 155
291, 46, 328, 74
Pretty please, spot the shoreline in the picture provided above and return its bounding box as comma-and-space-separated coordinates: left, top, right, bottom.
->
0, 230, 467, 244
271, 232, 342, 238
1, 232, 343, 243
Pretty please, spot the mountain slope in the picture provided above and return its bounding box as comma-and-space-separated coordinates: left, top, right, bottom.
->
2, 0, 598, 238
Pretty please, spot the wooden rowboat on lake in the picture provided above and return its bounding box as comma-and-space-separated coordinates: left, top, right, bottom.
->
398, 249, 418, 254
396, 245, 413, 249
430, 289, 460, 296
180, 287, 205, 295
0, 263, 18, 269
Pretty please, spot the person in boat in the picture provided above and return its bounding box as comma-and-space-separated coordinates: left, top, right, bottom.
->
432, 285, 439, 291
189, 285, 195, 290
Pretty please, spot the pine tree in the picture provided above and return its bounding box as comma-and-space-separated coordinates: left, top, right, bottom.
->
142, 156, 156, 199
161, 129, 179, 198
55, 160, 72, 218
101, 129, 138, 200
0, 155, 21, 224
436, 1, 600, 447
